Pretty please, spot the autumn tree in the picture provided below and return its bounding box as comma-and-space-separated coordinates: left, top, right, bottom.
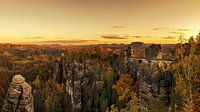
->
99, 67, 118, 111
171, 35, 200, 112
112, 74, 134, 109
107, 74, 138, 112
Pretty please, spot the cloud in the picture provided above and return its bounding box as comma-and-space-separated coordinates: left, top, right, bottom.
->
169, 31, 185, 35
163, 36, 177, 39
101, 34, 129, 39
101, 34, 150, 39
25, 36, 44, 39
39, 39, 99, 44
177, 29, 190, 32
152, 28, 161, 31
111, 25, 127, 29
152, 27, 191, 32
130, 35, 152, 38
131, 36, 142, 38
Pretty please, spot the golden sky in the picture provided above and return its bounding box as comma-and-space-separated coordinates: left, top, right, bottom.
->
0, 0, 200, 45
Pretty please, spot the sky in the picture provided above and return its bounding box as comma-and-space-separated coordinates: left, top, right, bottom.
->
0, 0, 200, 45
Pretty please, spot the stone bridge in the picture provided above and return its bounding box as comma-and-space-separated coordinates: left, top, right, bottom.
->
128, 58, 174, 111
130, 58, 173, 71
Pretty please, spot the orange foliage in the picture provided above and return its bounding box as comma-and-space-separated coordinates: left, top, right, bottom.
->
112, 74, 133, 108
96, 45, 112, 58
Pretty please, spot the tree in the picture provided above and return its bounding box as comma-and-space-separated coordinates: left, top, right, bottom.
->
125, 92, 139, 112
112, 74, 134, 109
171, 35, 200, 112
99, 67, 118, 112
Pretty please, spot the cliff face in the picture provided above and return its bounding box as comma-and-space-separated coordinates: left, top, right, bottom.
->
145, 44, 163, 60
134, 60, 173, 111
52, 53, 88, 112
66, 60, 84, 112
53, 54, 67, 85
51, 53, 173, 112
2, 75, 34, 112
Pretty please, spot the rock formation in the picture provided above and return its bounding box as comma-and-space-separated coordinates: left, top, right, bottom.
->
66, 60, 84, 112
145, 44, 163, 60
137, 62, 152, 111
2, 75, 34, 112
53, 53, 67, 86
134, 59, 173, 111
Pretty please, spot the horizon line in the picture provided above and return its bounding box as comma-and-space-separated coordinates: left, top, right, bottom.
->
0, 42, 178, 46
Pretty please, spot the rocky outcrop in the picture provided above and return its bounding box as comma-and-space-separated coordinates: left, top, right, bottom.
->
145, 44, 162, 60
53, 54, 86, 112
137, 62, 152, 111
135, 60, 173, 111
151, 70, 173, 105
66, 60, 84, 112
53, 53, 67, 86
2, 75, 34, 112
